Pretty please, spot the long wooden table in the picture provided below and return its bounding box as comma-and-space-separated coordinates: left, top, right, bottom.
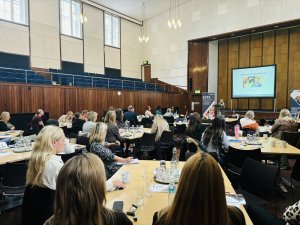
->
229, 137, 300, 155
0, 130, 21, 141
0, 143, 86, 165
120, 128, 151, 140
106, 160, 253, 225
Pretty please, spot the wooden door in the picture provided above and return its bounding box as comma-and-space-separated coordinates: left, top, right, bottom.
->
142, 65, 151, 82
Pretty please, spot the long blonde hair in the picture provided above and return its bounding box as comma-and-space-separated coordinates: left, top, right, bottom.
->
26, 126, 64, 186
89, 122, 107, 144
104, 110, 116, 124
53, 153, 112, 225
156, 152, 230, 225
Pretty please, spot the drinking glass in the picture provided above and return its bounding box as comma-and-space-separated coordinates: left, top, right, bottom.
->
135, 188, 144, 206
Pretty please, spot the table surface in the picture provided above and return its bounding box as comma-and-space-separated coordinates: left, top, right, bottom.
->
0, 130, 21, 140
120, 128, 151, 140
0, 143, 86, 165
229, 137, 300, 155
106, 160, 253, 225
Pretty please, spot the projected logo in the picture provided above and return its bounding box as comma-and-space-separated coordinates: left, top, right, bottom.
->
242, 75, 263, 88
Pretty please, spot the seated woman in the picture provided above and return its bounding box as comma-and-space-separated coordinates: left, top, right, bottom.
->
115, 108, 124, 128
58, 111, 73, 124
104, 110, 122, 151
239, 110, 259, 132
163, 108, 173, 117
82, 111, 98, 134
179, 137, 201, 161
145, 106, 154, 118
26, 125, 65, 190
152, 152, 245, 225
201, 116, 229, 165
271, 109, 298, 138
185, 112, 207, 142
44, 153, 132, 225
0, 111, 15, 131
155, 106, 162, 115
31, 109, 45, 132
151, 115, 170, 142
90, 122, 133, 179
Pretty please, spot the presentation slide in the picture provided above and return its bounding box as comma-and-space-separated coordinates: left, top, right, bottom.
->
232, 65, 276, 98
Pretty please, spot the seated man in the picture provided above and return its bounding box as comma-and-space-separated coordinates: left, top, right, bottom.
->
240, 110, 259, 131
123, 105, 138, 126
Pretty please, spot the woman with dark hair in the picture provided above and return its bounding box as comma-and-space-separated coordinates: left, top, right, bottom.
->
201, 116, 229, 164
155, 106, 162, 115
185, 112, 207, 142
44, 153, 132, 225
153, 152, 245, 225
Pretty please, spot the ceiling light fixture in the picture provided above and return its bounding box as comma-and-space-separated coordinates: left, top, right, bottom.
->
138, 1, 149, 43
167, 0, 182, 29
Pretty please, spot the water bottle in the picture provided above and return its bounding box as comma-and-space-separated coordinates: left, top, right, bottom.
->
170, 148, 178, 171
234, 124, 240, 139
124, 120, 129, 132
168, 180, 176, 205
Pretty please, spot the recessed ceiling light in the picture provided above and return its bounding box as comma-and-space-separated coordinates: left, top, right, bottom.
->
252, 29, 256, 32
274, 25, 279, 28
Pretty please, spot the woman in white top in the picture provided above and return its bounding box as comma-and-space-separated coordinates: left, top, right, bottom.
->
26, 125, 65, 190
58, 111, 73, 123
145, 106, 154, 118
82, 111, 98, 134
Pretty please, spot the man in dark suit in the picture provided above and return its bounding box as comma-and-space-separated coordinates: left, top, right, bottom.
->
123, 105, 138, 126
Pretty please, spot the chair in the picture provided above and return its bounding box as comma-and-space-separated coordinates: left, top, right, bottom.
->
140, 118, 153, 128
76, 135, 90, 152
175, 124, 186, 134
281, 158, 300, 202
137, 133, 156, 159
239, 158, 279, 211
0, 162, 27, 213
163, 116, 174, 125
159, 131, 174, 160
185, 151, 196, 160
57, 149, 83, 163
227, 146, 262, 176
22, 185, 55, 225
282, 132, 300, 148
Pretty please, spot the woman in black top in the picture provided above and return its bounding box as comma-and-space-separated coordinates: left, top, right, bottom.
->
44, 153, 132, 225
185, 112, 207, 142
0, 111, 15, 131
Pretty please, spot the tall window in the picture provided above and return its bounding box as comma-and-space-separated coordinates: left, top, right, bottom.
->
0, 0, 27, 25
60, 0, 81, 38
105, 13, 120, 48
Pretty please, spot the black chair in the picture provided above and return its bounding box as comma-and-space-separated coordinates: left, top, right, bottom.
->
238, 158, 279, 212
0, 162, 27, 213
136, 133, 156, 159
159, 130, 174, 160
163, 116, 175, 125
22, 185, 55, 225
281, 158, 300, 202
282, 132, 300, 148
179, 138, 200, 161
175, 124, 186, 134
76, 135, 90, 152
57, 148, 83, 163
140, 118, 153, 128
227, 146, 262, 176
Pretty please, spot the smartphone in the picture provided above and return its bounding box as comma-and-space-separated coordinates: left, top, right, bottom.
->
113, 201, 124, 212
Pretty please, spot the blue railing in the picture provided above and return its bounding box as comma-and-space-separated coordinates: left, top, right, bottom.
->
0, 66, 185, 92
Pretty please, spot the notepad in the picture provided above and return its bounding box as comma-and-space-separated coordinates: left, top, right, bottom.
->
117, 158, 139, 165
150, 183, 169, 193
226, 193, 246, 207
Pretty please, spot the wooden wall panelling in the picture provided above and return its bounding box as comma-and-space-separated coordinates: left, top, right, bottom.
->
0, 83, 188, 120
249, 33, 263, 109
275, 29, 289, 109
227, 38, 239, 111
261, 31, 275, 110
238, 36, 250, 110
288, 27, 300, 109
218, 40, 229, 109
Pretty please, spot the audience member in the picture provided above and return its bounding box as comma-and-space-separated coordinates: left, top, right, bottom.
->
104, 110, 121, 149
58, 111, 73, 123
201, 116, 229, 165
115, 108, 124, 128
145, 106, 154, 118
271, 109, 298, 169
0, 111, 15, 131
90, 122, 133, 179
179, 137, 201, 161
152, 152, 245, 225
123, 105, 138, 126
219, 98, 225, 108
72, 112, 85, 131
44, 153, 132, 225
239, 110, 259, 131
185, 112, 206, 142
82, 111, 98, 133
26, 126, 65, 190
283, 200, 300, 225
79, 109, 88, 121
163, 108, 173, 117
155, 106, 162, 115
31, 109, 45, 132
151, 115, 170, 142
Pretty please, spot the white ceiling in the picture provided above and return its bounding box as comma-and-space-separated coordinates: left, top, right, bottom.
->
90, 0, 188, 21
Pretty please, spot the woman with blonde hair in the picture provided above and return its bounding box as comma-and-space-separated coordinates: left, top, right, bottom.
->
58, 111, 74, 123
271, 109, 298, 138
104, 110, 122, 150
44, 153, 132, 225
151, 115, 170, 142
26, 126, 65, 190
90, 122, 132, 179
83, 111, 98, 133
153, 152, 245, 225
0, 111, 15, 131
